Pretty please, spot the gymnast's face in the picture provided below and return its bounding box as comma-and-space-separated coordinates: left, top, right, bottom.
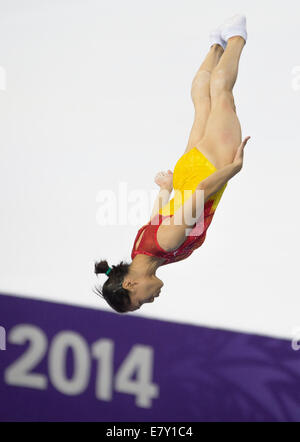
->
122, 274, 164, 311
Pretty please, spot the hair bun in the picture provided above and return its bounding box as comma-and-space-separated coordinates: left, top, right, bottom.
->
94, 260, 110, 275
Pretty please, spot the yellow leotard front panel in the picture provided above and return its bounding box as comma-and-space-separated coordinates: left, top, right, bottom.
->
159, 147, 227, 216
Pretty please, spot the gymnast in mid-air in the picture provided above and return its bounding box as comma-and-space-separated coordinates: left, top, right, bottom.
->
94, 14, 251, 313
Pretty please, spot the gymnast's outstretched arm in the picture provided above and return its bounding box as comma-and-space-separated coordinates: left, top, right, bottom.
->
157, 137, 250, 251
201, 136, 250, 202
175, 136, 250, 227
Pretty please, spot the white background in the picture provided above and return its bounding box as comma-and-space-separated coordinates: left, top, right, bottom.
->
0, 0, 299, 339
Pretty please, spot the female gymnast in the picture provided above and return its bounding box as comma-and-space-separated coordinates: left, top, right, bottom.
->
94, 14, 251, 313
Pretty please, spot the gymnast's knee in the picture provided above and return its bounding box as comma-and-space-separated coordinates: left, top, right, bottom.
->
210, 90, 236, 112
210, 70, 232, 97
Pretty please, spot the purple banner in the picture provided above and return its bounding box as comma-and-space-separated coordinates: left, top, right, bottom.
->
0, 293, 300, 422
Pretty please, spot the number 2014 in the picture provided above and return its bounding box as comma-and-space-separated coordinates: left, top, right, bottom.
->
4, 324, 159, 408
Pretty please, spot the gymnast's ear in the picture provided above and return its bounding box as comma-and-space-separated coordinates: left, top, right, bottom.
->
122, 278, 137, 291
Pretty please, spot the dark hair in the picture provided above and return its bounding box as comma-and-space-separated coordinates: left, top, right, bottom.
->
93, 260, 131, 313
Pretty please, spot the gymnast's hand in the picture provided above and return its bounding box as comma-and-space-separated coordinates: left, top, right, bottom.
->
154, 170, 173, 192
233, 136, 251, 172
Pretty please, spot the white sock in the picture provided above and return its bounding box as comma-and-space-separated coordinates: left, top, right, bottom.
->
221, 14, 247, 44
209, 26, 226, 50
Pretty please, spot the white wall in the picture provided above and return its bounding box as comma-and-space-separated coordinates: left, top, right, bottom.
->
0, 0, 299, 339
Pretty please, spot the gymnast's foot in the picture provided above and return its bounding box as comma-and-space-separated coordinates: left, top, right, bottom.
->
209, 24, 226, 50
220, 14, 248, 45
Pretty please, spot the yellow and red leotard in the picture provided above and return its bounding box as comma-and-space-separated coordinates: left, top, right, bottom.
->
131, 147, 227, 266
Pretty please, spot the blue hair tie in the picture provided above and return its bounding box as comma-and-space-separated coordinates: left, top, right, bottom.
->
105, 267, 112, 276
